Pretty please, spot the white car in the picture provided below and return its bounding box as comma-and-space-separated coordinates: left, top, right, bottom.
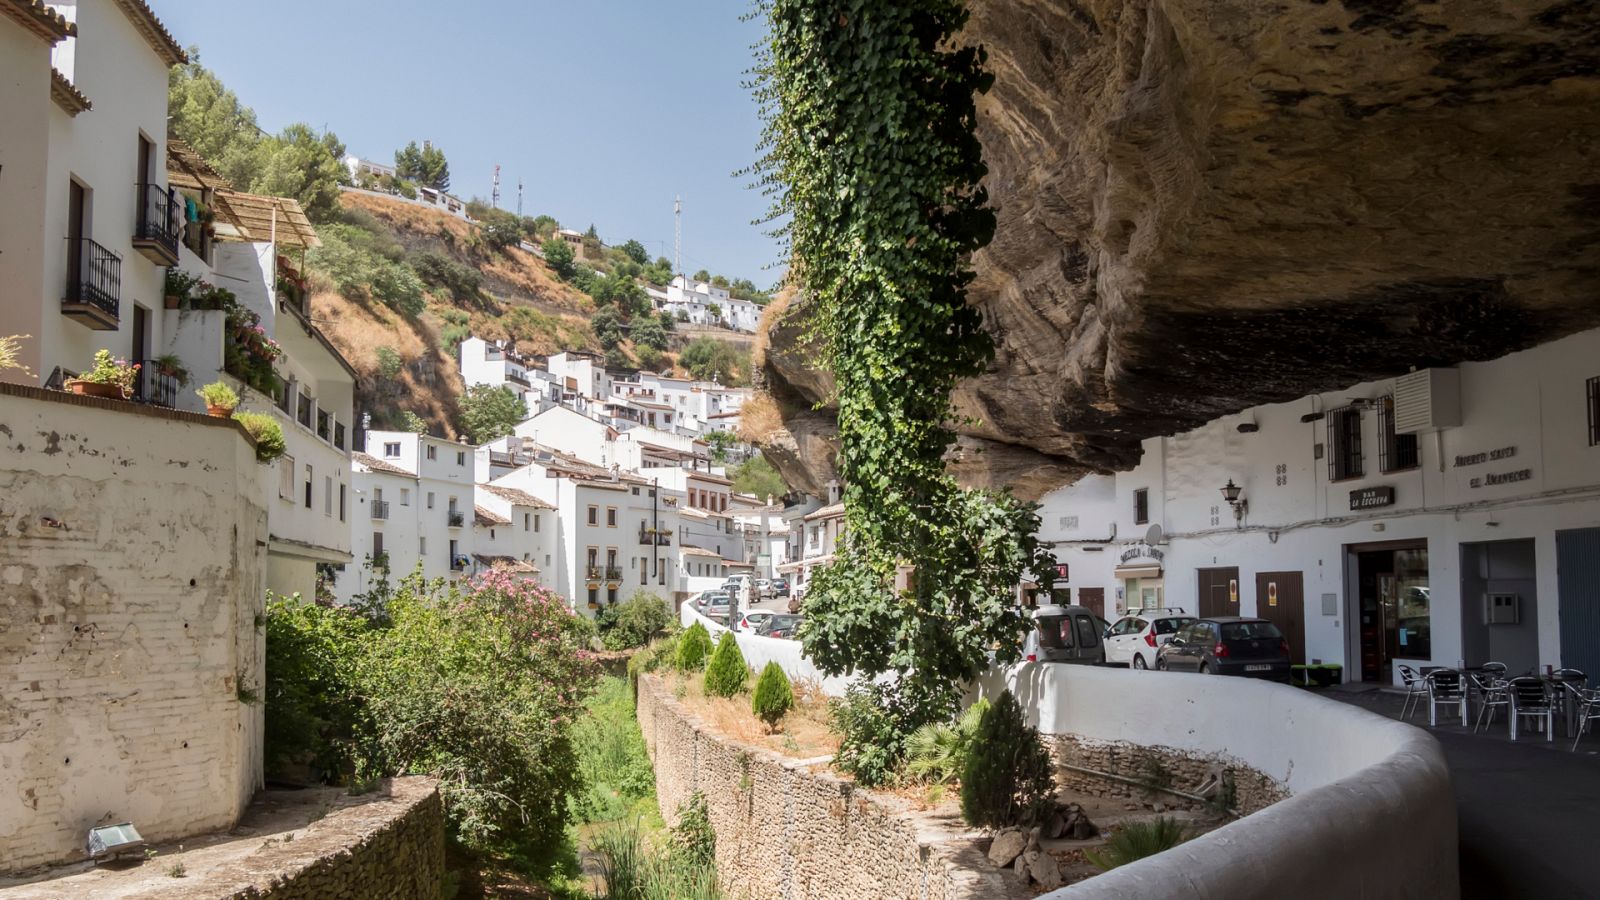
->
1103, 611, 1196, 670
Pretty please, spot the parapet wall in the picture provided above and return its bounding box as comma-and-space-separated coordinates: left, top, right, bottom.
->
637, 675, 1012, 900
0, 385, 268, 872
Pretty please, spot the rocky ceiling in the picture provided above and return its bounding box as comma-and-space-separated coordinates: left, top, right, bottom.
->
758, 0, 1600, 499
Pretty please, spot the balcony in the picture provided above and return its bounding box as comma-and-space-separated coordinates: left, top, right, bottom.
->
605, 566, 624, 583
586, 566, 602, 582
638, 527, 671, 546
371, 500, 390, 520
505, 369, 531, 387
131, 183, 180, 266
447, 510, 465, 528
130, 359, 179, 408
61, 238, 121, 330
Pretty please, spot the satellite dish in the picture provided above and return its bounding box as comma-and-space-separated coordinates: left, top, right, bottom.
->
1145, 524, 1164, 545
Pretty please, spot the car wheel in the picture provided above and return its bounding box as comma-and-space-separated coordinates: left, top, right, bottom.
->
1156, 658, 1168, 671
1132, 655, 1147, 670
1198, 662, 1211, 675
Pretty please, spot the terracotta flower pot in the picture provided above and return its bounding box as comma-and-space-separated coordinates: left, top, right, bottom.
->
164, 294, 181, 309
206, 404, 235, 418
67, 380, 128, 400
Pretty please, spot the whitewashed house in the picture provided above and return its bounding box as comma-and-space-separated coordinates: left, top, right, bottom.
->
657, 275, 762, 333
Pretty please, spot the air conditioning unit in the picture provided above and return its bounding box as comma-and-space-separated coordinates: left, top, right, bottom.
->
1393, 368, 1461, 434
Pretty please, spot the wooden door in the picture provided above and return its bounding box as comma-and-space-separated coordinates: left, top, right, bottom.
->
1196, 567, 1239, 619
1256, 571, 1306, 666
67, 180, 86, 293
1077, 587, 1105, 619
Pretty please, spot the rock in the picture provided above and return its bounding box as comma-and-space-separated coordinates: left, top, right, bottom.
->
1046, 811, 1066, 840
1026, 825, 1042, 850
988, 829, 1027, 868
1013, 854, 1028, 879
1070, 815, 1098, 841
1030, 851, 1065, 891
757, 0, 1600, 497
1023, 848, 1041, 866
1153, 801, 1166, 813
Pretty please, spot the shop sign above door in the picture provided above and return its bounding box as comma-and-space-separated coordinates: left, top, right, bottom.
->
1350, 486, 1396, 510
1119, 542, 1165, 564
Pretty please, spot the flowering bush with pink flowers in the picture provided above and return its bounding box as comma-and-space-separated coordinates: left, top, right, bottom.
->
263, 572, 596, 874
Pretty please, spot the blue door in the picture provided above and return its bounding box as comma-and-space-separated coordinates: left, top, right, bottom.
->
1557, 528, 1600, 677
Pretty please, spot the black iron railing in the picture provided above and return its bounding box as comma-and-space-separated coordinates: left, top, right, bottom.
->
638, 527, 671, 546
134, 183, 181, 260
605, 566, 624, 581
447, 510, 465, 527
132, 360, 179, 408
64, 237, 121, 320
334, 421, 346, 451
371, 500, 390, 520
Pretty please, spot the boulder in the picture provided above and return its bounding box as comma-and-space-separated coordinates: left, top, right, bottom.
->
1030, 851, 1065, 891
987, 829, 1027, 868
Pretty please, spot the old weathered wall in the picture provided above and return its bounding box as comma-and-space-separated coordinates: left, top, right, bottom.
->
637, 675, 1017, 900
0, 384, 268, 872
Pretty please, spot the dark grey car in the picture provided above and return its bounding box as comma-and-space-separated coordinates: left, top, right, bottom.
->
1155, 617, 1291, 682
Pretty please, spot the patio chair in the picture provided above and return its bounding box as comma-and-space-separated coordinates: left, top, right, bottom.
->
1571, 686, 1600, 752
1481, 661, 1508, 676
1471, 672, 1509, 734
1425, 669, 1469, 727
1397, 664, 1429, 721
1509, 676, 1555, 742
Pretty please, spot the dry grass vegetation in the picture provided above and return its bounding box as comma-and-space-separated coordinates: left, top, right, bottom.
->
751, 284, 797, 371
665, 670, 839, 760
737, 391, 784, 444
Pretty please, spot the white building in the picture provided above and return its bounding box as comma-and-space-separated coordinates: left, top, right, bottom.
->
459, 335, 543, 413
1035, 326, 1600, 685
656, 275, 762, 333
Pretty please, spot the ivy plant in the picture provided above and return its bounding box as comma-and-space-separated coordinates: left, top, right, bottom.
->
752, 0, 1057, 753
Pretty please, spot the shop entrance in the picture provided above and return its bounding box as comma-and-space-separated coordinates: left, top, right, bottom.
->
1347, 540, 1430, 683
1255, 572, 1306, 666
1196, 567, 1238, 619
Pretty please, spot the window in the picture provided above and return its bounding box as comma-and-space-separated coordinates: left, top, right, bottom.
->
324, 476, 333, 516
373, 531, 384, 557
524, 513, 531, 531
457, 450, 466, 466
420, 536, 427, 554
339, 484, 346, 522
534, 514, 541, 533
1074, 616, 1101, 649
1328, 405, 1364, 481
1378, 396, 1420, 473
606, 507, 617, 527
384, 442, 401, 458
607, 587, 618, 604
400, 488, 411, 506
304, 464, 314, 509
279, 455, 295, 501
632, 487, 640, 496
427, 492, 435, 509
587, 547, 598, 569
1133, 488, 1149, 525
1589, 376, 1600, 446
588, 587, 598, 605
449, 539, 459, 568
426, 445, 437, 461
588, 505, 598, 525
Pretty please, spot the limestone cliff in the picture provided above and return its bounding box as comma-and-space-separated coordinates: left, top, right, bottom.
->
758, 0, 1600, 498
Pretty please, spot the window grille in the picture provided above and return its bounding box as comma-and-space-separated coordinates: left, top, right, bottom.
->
1378, 396, 1420, 473
1328, 406, 1364, 482
1589, 376, 1600, 447
1133, 488, 1149, 525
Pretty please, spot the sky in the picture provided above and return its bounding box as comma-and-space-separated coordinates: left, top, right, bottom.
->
155, 0, 783, 285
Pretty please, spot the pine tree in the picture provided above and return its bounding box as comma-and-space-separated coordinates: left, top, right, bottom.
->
676, 622, 713, 671
959, 690, 1055, 828
751, 662, 793, 726
703, 632, 747, 698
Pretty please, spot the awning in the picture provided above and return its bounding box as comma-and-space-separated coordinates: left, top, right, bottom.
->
1113, 565, 1164, 579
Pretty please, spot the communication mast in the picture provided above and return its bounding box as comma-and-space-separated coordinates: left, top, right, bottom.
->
491, 164, 501, 209
674, 195, 682, 277
517, 178, 523, 217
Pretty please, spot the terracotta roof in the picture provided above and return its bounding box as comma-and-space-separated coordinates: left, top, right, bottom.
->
3, 0, 74, 42
690, 471, 734, 487
480, 484, 555, 509
353, 452, 415, 477
473, 554, 538, 574
110, 0, 186, 66
214, 190, 320, 249
475, 505, 512, 527
679, 545, 722, 559
167, 139, 233, 191
49, 69, 90, 116
804, 502, 845, 521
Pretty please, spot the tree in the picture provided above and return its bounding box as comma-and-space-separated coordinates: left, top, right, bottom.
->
542, 238, 576, 279
395, 140, 450, 191
592, 307, 625, 350
703, 632, 748, 697
731, 454, 786, 500
478, 208, 523, 250
631, 317, 669, 351
585, 223, 600, 239
710, 274, 730, 289
958, 691, 1054, 828
459, 384, 525, 443
692, 269, 711, 283
751, 662, 794, 727
597, 592, 672, 650
620, 239, 649, 265
679, 337, 748, 384
705, 430, 738, 463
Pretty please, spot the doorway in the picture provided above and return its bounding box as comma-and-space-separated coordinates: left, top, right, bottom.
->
1557, 529, 1600, 678
1255, 571, 1305, 666
1077, 587, 1105, 619
1196, 567, 1239, 619
1348, 540, 1430, 683
1460, 540, 1537, 675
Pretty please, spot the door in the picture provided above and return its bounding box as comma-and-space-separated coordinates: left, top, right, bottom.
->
1197, 567, 1239, 619
1557, 528, 1600, 678
67, 180, 86, 296
1078, 587, 1105, 619
1256, 572, 1306, 666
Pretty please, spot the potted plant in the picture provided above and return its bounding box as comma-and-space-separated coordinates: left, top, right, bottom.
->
231, 411, 286, 463
65, 350, 139, 400
151, 353, 191, 386
196, 380, 240, 417
163, 270, 200, 309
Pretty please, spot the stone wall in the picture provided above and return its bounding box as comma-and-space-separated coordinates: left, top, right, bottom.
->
1048, 736, 1286, 815
0, 385, 268, 872
637, 675, 1018, 900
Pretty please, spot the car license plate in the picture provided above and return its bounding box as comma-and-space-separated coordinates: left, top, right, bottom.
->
1245, 664, 1271, 672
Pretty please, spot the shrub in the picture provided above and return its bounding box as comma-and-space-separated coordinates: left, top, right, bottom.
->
571, 676, 655, 824
410, 251, 483, 303
751, 662, 793, 727
676, 622, 713, 671
1084, 818, 1190, 871
262, 594, 367, 782
375, 345, 403, 379
600, 592, 673, 651
196, 380, 239, 411
542, 237, 576, 279
703, 633, 747, 698
958, 690, 1055, 829
905, 697, 989, 784
233, 411, 286, 462
829, 681, 921, 787
671, 791, 716, 868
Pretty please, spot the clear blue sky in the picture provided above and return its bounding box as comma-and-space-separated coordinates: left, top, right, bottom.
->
156, 0, 783, 285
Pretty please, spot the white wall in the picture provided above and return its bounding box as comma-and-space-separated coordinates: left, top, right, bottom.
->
0, 18, 54, 382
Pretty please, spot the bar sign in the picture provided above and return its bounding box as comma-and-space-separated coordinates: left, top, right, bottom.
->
1350, 486, 1396, 510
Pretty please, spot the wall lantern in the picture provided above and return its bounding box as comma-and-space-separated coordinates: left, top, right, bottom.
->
1221, 479, 1248, 524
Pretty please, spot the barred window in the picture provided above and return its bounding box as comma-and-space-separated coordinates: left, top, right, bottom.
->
1133, 488, 1149, 525
1328, 406, 1364, 482
1589, 376, 1599, 447
1378, 396, 1420, 473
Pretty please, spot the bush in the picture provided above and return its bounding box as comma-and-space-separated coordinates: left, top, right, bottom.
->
829, 681, 921, 787
958, 690, 1055, 829
409, 250, 482, 303
570, 676, 655, 824
375, 345, 403, 379
196, 380, 239, 410
676, 622, 713, 671
262, 594, 367, 781
703, 633, 747, 698
309, 223, 424, 316
542, 237, 576, 279
906, 698, 989, 784
233, 411, 286, 462
592, 813, 721, 900
1084, 817, 1190, 871
600, 592, 673, 651
671, 791, 716, 868
751, 662, 793, 727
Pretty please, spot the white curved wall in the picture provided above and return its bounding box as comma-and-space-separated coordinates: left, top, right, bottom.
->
977, 665, 1458, 899
680, 603, 858, 695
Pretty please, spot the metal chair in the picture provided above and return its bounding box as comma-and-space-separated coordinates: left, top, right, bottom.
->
1509, 676, 1555, 742
1397, 664, 1429, 721
1425, 669, 1469, 727
1481, 661, 1508, 676
1571, 686, 1600, 752
1471, 672, 1509, 734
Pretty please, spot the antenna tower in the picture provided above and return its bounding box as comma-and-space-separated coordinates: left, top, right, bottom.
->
491, 164, 501, 209
674, 195, 682, 277
517, 179, 523, 217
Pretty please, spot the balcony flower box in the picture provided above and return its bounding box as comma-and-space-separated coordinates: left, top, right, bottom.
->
66, 350, 138, 400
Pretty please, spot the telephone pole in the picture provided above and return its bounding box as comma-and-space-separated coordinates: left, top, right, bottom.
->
517, 178, 523, 217
491, 164, 501, 209
673, 195, 682, 277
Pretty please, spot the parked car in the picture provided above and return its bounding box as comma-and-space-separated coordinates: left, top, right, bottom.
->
1022, 605, 1106, 665
754, 579, 772, 598
1103, 611, 1196, 670
756, 614, 804, 639
771, 577, 790, 598
696, 591, 732, 622
738, 610, 775, 633
1155, 617, 1291, 681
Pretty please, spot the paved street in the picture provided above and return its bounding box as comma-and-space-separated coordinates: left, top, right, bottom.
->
1328, 687, 1600, 899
